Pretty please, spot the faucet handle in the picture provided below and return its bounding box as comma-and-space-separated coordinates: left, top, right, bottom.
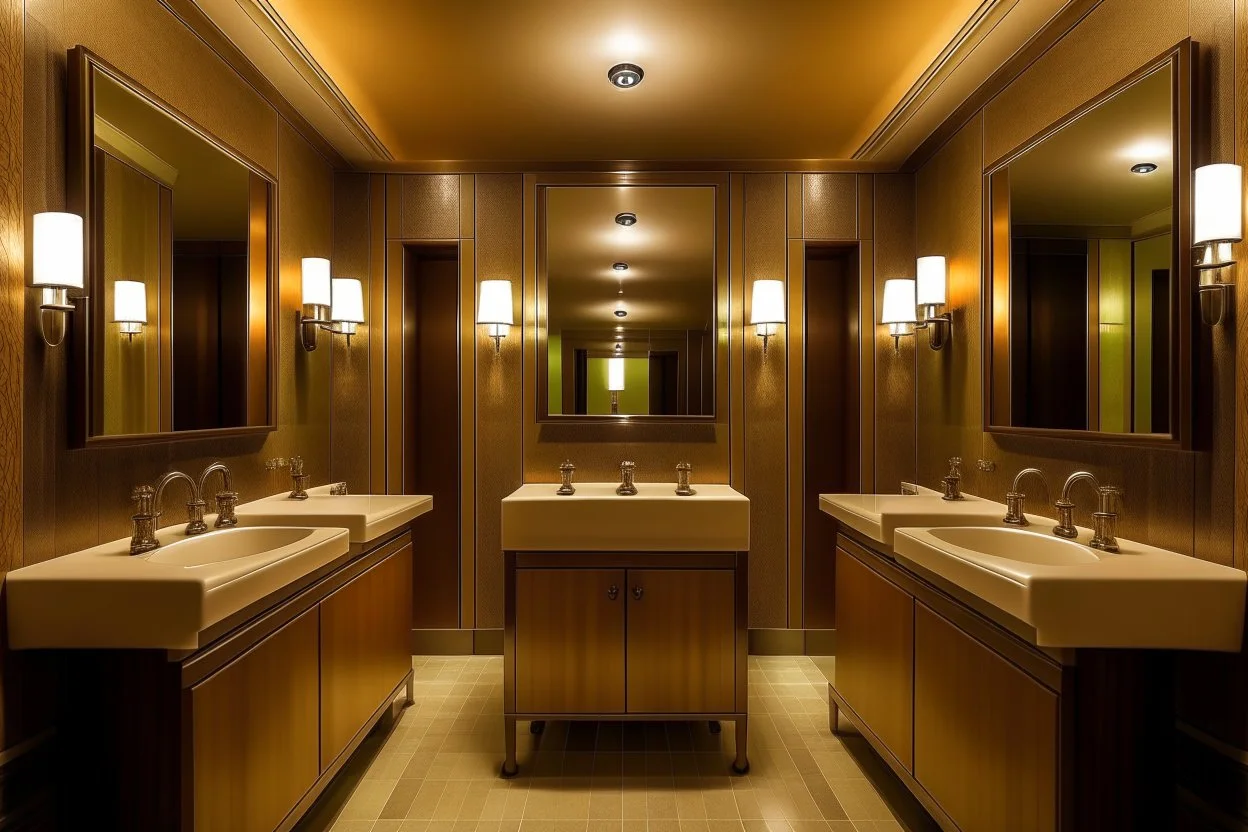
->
131, 485, 156, 517
213, 491, 239, 528
264, 457, 289, 471
1096, 485, 1122, 514
290, 456, 305, 476
947, 457, 963, 477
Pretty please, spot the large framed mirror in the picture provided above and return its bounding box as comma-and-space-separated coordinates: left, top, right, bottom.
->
67, 47, 277, 447
536, 175, 728, 422
984, 41, 1192, 447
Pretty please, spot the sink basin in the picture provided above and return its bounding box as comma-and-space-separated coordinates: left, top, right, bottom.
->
235, 486, 432, 542
894, 524, 1247, 651
6, 524, 349, 651
819, 491, 1006, 545
925, 526, 1099, 566
502, 483, 749, 552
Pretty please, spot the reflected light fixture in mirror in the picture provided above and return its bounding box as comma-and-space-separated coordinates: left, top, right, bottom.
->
112, 280, 147, 339
299, 257, 332, 351
915, 255, 952, 350
328, 278, 365, 341
477, 279, 514, 354
881, 278, 918, 352
1193, 163, 1243, 326
31, 212, 84, 347
750, 279, 786, 355
607, 356, 625, 414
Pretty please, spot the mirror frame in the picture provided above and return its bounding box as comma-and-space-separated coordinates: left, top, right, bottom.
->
66, 46, 279, 448
534, 173, 730, 424
982, 40, 1194, 449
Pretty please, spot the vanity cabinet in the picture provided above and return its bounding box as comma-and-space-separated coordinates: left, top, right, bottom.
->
505, 553, 748, 776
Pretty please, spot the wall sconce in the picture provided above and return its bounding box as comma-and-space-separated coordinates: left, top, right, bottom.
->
1194, 163, 1243, 326
607, 356, 625, 415
915, 255, 952, 350
477, 279, 514, 355
299, 257, 332, 351
327, 278, 365, 341
31, 212, 84, 347
112, 280, 147, 340
880, 278, 918, 353
750, 279, 786, 355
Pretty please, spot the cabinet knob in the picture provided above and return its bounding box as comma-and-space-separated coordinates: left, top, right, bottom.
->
607, 585, 619, 601
632, 586, 644, 601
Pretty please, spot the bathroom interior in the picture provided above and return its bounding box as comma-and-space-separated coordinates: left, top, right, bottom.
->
4, 0, 1248, 830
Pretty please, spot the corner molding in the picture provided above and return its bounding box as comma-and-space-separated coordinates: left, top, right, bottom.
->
238, 0, 394, 163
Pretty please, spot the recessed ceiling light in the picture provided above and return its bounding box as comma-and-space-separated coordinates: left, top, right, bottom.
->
614, 342, 623, 351
1131, 162, 1158, 175
613, 262, 628, 271
615, 212, 637, 227
614, 309, 628, 318
608, 63, 644, 89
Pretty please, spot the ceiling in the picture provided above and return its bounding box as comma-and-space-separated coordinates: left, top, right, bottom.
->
1009, 66, 1173, 230
255, 0, 988, 165
546, 186, 715, 333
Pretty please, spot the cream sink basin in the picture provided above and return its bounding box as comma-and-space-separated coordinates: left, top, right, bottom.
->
502, 482, 749, 552
6, 524, 349, 651
235, 485, 433, 542
819, 491, 1006, 545
895, 523, 1247, 651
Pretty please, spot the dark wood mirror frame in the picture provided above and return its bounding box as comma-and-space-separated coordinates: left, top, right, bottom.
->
982, 40, 1194, 449
534, 172, 730, 424
66, 46, 278, 448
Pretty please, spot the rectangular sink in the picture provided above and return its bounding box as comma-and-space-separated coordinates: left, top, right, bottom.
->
894, 523, 1247, 651
7, 525, 349, 651
819, 491, 1006, 545
235, 486, 433, 542
502, 483, 749, 552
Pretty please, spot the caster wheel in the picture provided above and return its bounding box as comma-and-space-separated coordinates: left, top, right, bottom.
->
500, 762, 519, 778
708, 721, 722, 734
530, 721, 546, 735
731, 761, 750, 776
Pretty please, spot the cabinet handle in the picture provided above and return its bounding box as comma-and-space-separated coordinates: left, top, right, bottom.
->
632, 586, 644, 601
607, 585, 619, 601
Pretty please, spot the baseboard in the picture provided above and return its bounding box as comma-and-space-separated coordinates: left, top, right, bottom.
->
412, 628, 835, 657
748, 628, 836, 656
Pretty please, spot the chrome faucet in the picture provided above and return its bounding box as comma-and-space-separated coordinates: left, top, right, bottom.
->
288, 456, 309, 500
1003, 468, 1048, 526
1053, 471, 1122, 552
675, 462, 696, 496
941, 457, 964, 501
129, 471, 206, 555
616, 461, 638, 496
198, 463, 239, 529
557, 460, 576, 495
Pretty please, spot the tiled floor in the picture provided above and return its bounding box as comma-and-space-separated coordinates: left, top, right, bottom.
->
297, 656, 937, 832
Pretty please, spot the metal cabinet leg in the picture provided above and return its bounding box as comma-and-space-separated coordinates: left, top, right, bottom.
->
732, 716, 749, 775
405, 673, 415, 707
828, 684, 839, 734
501, 716, 518, 778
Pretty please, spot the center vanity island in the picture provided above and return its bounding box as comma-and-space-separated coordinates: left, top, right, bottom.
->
500, 481, 751, 777
6, 479, 432, 832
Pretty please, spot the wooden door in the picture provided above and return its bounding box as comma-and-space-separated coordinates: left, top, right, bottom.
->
321, 546, 414, 768
191, 607, 320, 832
834, 548, 914, 769
914, 602, 1058, 832
515, 568, 626, 713
626, 569, 735, 714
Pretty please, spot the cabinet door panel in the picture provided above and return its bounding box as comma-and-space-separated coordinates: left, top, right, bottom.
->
915, 602, 1057, 832
626, 569, 735, 714
192, 607, 320, 832
516, 568, 626, 713
321, 545, 414, 769
834, 548, 914, 770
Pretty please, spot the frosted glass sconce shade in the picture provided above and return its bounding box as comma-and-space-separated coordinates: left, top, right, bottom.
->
478, 279, 514, 354
330, 278, 365, 336
916, 256, 947, 307
1193, 163, 1244, 326
881, 278, 918, 352
301, 258, 332, 307
750, 279, 785, 354
31, 212, 84, 347
112, 280, 147, 338
608, 357, 626, 391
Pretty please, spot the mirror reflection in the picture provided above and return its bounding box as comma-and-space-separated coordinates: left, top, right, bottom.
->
89, 66, 273, 438
543, 186, 716, 417
991, 65, 1173, 435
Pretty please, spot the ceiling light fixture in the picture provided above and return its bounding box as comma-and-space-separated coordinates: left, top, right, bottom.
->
608, 63, 644, 89
615, 212, 637, 227
1131, 162, 1158, 175
613, 262, 628, 271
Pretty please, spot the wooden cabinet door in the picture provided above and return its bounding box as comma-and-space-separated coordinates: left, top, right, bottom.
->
914, 602, 1058, 832
626, 569, 735, 714
192, 607, 320, 832
834, 548, 914, 770
321, 545, 414, 768
516, 568, 626, 713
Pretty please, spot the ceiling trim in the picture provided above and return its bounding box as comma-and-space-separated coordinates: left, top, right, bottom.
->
359, 158, 898, 175
239, 0, 395, 161
159, 0, 348, 168
853, 0, 1020, 161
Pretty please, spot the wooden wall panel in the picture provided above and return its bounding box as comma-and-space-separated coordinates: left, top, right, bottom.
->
801, 174, 857, 240
873, 173, 917, 493
330, 172, 372, 492
0, 0, 21, 576
397, 174, 460, 240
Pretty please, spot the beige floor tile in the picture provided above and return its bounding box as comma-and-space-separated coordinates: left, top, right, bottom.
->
338, 779, 398, 821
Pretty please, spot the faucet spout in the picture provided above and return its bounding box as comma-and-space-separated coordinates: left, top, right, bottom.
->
198, 463, 238, 529
154, 471, 207, 537
1059, 471, 1101, 503
1003, 467, 1048, 526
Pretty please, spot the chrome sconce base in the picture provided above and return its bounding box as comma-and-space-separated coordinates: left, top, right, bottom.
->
298, 303, 331, 351
916, 304, 952, 351
755, 322, 780, 356
1195, 242, 1236, 327
37, 287, 76, 347
484, 323, 509, 355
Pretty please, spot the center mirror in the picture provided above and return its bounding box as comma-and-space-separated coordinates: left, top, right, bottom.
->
538, 183, 719, 420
